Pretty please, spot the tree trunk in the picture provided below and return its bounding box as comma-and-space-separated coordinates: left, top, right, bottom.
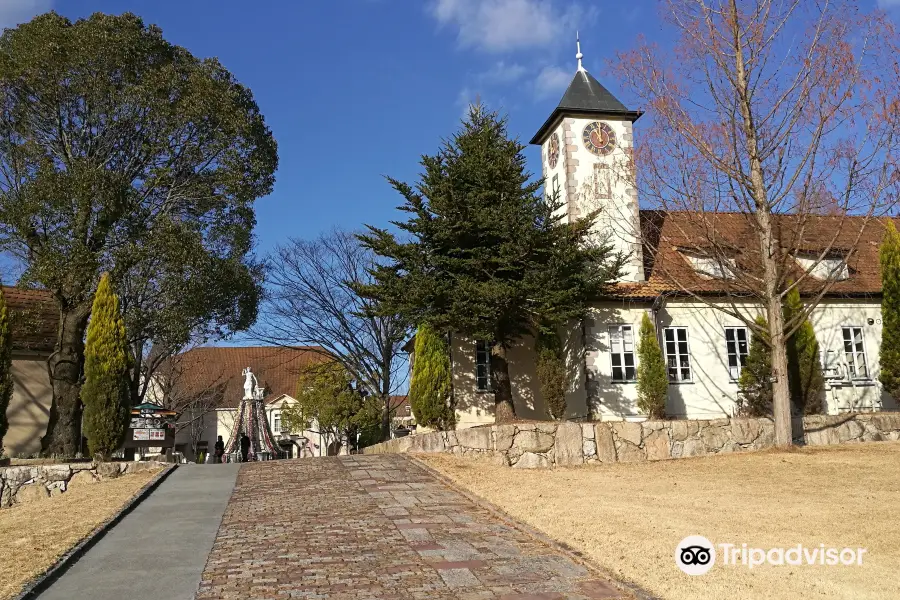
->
491, 343, 516, 423
768, 301, 793, 446
41, 302, 92, 457
381, 393, 392, 441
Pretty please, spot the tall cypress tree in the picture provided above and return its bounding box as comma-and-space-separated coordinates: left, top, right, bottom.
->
0, 288, 12, 453
535, 329, 567, 420
783, 286, 825, 414
879, 220, 900, 401
636, 313, 667, 419
360, 104, 624, 423
738, 316, 773, 416
82, 273, 131, 460
408, 324, 454, 430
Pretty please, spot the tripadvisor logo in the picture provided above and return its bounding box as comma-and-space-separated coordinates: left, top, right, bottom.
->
675, 536, 867, 575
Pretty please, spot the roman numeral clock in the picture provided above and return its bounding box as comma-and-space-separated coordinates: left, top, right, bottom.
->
582, 121, 616, 156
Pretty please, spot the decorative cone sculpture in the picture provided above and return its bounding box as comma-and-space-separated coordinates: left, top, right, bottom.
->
224, 367, 281, 460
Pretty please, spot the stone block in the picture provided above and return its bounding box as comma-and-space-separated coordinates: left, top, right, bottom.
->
642, 420, 666, 432
730, 419, 761, 444
594, 423, 617, 463
611, 421, 642, 446
534, 423, 559, 435
494, 425, 516, 452
69, 462, 96, 471
583, 437, 597, 459
644, 429, 671, 461
700, 426, 729, 451
709, 418, 730, 427
869, 413, 900, 431
15, 484, 49, 504
837, 420, 864, 442
681, 439, 706, 457
581, 422, 595, 439
554, 422, 584, 466
512, 452, 550, 469
512, 430, 555, 454
3, 467, 32, 485
96, 462, 121, 479
39, 465, 72, 482
616, 442, 645, 463
456, 427, 493, 451
419, 433, 447, 453
669, 420, 699, 442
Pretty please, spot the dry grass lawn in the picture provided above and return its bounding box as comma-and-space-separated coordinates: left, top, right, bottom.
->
0, 470, 160, 600
419, 442, 900, 600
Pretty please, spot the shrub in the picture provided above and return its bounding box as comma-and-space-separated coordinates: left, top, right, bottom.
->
783, 286, 825, 414
82, 273, 132, 460
880, 220, 900, 401
408, 324, 454, 429
636, 313, 667, 419
737, 316, 773, 416
535, 329, 568, 420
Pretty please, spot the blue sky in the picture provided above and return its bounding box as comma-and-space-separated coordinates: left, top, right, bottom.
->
0, 0, 895, 274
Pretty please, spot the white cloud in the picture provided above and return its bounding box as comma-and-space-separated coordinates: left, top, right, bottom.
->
430, 0, 595, 53
477, 60, 528, 85
0, 0, 52, 30
533, 64, 571, 99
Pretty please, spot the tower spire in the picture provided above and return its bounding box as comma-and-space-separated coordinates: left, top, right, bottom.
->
576, 32, 584, 72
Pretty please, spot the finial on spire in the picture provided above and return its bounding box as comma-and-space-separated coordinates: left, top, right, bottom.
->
576, 32, 584, 72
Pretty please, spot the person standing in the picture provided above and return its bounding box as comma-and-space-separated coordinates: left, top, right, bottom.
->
214, 435, 225, 463
240, 433, 251, 462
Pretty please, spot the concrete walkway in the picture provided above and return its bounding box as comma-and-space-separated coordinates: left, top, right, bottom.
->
195, 455, 634, 600
37, 464, 239, 600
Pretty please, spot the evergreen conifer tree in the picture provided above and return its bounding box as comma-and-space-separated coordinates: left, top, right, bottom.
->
783, 286, 825, 414
82, 273, 131, 460
0, 288, 12, 453
408, 324, 454, 430
738, 316, 773, 416
636, 313, 667, 419
879, 220, 900, 400
360, 104, 624, 422
535, 329, 567, 420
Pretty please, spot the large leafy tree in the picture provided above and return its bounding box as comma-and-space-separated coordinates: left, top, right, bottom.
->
408, 323, 453, 430
0, 287, 11, 453
783, 286, 824, 415
0, 13, 277, 456
879, 220, 900, 402
81, 273, 130, 460
360, 105, 623, 422
280, 361, 381, 454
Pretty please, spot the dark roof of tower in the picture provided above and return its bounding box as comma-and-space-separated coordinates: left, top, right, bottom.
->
530, 69, 642, 145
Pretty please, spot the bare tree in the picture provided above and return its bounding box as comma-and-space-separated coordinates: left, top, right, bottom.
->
253, 229, 409, 441
608, 0, 900, 445
147, 344, 228, 459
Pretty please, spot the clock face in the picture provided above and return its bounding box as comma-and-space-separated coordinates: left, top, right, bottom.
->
547, 133, 560, 169
582, 121, 616, 156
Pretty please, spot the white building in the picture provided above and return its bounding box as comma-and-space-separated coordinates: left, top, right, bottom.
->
444, 46, 899, 428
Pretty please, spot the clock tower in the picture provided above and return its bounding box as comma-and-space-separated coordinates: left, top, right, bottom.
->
531, 37, 644, 282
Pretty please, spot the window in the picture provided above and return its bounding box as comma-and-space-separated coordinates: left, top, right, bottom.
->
664, 327, 692, 382
842, 327, 869, 379
724, 327, 750, 379
795, 254, 849, 281
682, 252, 736, 279
273, 414, 281, 433
608, 325, 636, 381
476, 340, 492, 392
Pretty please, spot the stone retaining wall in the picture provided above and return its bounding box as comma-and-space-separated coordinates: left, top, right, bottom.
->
364, 413, 900, 468
0, 461, 166, 507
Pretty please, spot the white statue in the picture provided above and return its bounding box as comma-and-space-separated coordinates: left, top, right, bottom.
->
242, 367, 258, 400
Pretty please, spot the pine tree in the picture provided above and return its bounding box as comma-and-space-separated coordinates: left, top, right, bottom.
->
408, 324, 454, 430
738, 316, 773, 416
879, 220, 900, 401
82, 273, 131, 460
535, 329, 567, 420
360, 104, 624, 423
0, 288, 12, 453
783, 286, 825, 414
635, 313, 667, 419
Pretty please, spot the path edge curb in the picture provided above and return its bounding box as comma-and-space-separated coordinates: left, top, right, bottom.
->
405, 455, 659, 600
12, 463, 179, 600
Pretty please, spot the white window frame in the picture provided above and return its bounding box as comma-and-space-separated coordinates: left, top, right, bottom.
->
841, 326, 870, 380
475, 340, 493, 392
795, 254, 849, 281
664, 327, 692, 382
724, 327, 750, 380
272, 412, 281, 434
608, 324, 637, 382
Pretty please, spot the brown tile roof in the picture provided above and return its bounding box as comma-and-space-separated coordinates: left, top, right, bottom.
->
174, 345, 330, 409
3, 286, 57, 352
604, 211, 896, 300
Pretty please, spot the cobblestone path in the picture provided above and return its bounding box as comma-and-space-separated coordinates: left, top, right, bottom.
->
195, 455, 635, 600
